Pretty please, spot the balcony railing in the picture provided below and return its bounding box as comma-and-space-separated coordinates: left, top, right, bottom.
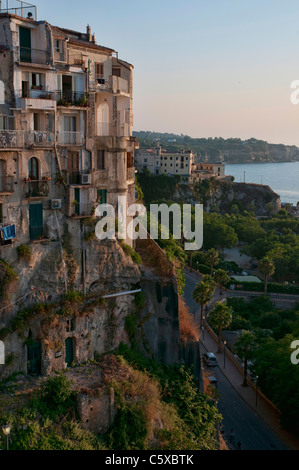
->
54, 91, 89, 107
57, 131, 84, 146
0, 176, 15, 194
127, 167, 136, 181
96, 122, 131, 138
0, 130, 24, 148
111, 75, 129, 94
24, 180, 49, 198
25, 131, 55, 147
71, 202, 94, 218
15, 46, 51, 66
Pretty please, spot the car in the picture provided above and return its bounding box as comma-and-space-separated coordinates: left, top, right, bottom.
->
203, 352, 218, 367
207, 376, 218, 387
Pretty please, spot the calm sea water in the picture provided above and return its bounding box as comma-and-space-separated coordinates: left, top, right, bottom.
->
225, 162, 299, 205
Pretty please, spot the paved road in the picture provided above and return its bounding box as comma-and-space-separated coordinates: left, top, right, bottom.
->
184, 271, 288, 450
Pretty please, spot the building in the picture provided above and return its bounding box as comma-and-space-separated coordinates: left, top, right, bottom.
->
0, 4, 137, 247
192, 162, 225, 180
135, 146, 195, 181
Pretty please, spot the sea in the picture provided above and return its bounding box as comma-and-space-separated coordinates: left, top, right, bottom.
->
225, 161, 299, 206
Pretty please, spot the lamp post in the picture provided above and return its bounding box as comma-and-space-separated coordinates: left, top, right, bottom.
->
2, 424, 11, 450
223, 340, 227, 368
255, 376, 259, 407
202, 317, 205, 341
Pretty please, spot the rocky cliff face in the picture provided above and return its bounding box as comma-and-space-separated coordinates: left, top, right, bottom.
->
174, 180, 281, 216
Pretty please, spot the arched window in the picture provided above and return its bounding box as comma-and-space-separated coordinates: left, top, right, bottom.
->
28, 157, 39, 180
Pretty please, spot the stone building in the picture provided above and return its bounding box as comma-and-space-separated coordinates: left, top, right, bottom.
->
0, 4, 145, 379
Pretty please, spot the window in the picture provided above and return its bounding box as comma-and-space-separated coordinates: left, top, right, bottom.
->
112, 67, 121, 77
95, 63, 104, 78
28, 157, 39, 180
55, 39, 61, 52
0, 203, 3, 223
97, 150, 105, 170
31, 73, 42, 88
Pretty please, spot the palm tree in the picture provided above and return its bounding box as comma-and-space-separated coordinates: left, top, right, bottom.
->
258, 257, 275, 294
193, 276, 216, 327
206, 248, 219, 276
214, 269, 230, 295
234, 330, 256, 386
208, 301, 233, 353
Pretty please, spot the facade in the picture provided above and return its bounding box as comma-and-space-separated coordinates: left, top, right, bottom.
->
0, 7, 144, 378
0, 10, 137, 247
135, 146, 195, 181
192, 162, 225, 180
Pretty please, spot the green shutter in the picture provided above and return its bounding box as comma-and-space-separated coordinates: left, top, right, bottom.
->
65, 338, 74, 366
74, 188, 80, 216
28, 341, 41, 375
19, 26, 32, 63
29, 203, 43, 240
97, 189, 107, 204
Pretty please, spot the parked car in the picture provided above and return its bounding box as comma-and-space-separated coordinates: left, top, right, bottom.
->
207, 376, 218, 387
203, 352, 218, 367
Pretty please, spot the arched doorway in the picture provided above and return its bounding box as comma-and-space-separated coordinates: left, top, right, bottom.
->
28, 157, 39, 180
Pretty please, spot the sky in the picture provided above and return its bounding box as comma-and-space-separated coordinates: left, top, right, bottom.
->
22, 0, 299, 145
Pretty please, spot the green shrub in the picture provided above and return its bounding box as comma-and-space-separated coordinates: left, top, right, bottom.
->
16, 244, 32, 262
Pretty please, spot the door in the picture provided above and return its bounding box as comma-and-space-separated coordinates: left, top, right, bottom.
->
65, 337, 74, 366
97, 189, 107, 204
27, 341, 41, 375
68, 151, 79, 184
19, 26, 32, 63
62, 75, 72, 101
74, 188, 80, 216
29, 203, 43, 240
0, 159, 6, 192
64, 116, 77, 144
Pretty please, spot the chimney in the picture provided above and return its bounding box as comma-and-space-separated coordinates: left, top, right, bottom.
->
86, 24, 92, 42
92, 33, 96, 44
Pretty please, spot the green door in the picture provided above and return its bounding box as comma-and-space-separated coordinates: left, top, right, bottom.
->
65, 337, 74, 366
74, 188, 80, 216
97, 189, 107, 204
29, 203, 43, 240
28, 341, 41, 375
19, 26, 32, 63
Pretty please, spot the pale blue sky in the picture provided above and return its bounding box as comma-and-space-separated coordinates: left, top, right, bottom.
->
34, 0, 299, 145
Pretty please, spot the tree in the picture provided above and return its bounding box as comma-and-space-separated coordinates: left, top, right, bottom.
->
193, 276, 216, 327
214, 269, 230, 295
258, 257, 275, 294
234, 330, 256, 387
206, 248, 219, 276
208, 301, 232, 353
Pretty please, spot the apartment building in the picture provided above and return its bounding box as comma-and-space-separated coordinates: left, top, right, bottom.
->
0, 4, 137, 247
135, 146, 195, 181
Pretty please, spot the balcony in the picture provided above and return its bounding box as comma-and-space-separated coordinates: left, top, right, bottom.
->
127, 167, 136, 181
15, 47, 51, 66
111, 76, 130, 95
24, 180, 49, 198
57, 131, 84, 146
54, 91, 89, 108
25, 131, 55, 147
96, 122, 131, 138
0, 176, 15, 194
0, 130, 24, 148
70, 202, 94, 218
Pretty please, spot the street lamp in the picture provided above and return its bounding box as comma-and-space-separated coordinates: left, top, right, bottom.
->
2, 424, 11, 450
201, 317, 205, 341
223, 340, 227, 368
255, 376, 259, 407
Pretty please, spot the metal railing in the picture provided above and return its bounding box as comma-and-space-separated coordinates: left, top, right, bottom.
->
54, 91, 89, 107
0, 1, 37, 20
15, 46, 51, 65
56, 131, 84, 146
71, 202, 94, 218
24, 180, 49, 198
0, 130, 24, 148
26, 131, 55, 147
127, 167, 136, 180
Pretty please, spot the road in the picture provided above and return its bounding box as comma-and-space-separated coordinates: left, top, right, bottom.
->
184, 271, 288, 450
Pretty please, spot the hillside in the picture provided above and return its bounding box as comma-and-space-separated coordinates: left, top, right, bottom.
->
133, 131, 299, 164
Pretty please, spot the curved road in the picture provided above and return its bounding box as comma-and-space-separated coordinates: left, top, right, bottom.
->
184, 271, 288, 450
